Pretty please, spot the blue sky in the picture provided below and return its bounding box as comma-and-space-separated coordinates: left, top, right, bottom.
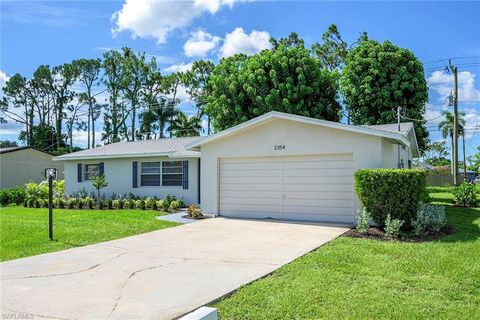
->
1, 0, 479, 158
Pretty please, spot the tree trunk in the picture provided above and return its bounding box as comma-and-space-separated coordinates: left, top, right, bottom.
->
92, 110, 95, 148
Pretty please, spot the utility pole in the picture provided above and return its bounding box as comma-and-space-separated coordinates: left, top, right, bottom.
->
449, 60, 459, 185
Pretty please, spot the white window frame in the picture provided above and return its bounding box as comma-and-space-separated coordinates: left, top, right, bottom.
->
140, 162, 161, 187
161, 161, 183, 187
84, 164, 99, 181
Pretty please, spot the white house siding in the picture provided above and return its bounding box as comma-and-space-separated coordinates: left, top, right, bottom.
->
381, 138, 413, 168
0, 149, 64, 188
199, 118, 384, 223
64, 157, 199, 204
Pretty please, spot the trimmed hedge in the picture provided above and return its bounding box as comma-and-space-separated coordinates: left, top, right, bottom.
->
354, 169, 427, 227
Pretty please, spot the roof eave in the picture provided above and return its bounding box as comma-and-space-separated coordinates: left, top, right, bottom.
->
53, 152, 175, 161
186, 112, 411, 150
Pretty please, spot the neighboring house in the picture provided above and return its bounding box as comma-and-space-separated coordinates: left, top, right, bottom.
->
0, 147, 64, 188
53, 138, 200, 204
55, 111, 419, 224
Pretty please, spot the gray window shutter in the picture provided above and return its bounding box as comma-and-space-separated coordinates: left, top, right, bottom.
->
182, 160, 188, 189
99, 162, 104, 175
132, 162, 138, 188
77, 163, 82, 182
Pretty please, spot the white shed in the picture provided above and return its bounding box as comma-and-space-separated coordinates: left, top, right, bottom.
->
186, 112, 419, 224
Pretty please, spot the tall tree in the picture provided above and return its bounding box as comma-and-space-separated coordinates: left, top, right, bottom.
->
121, 48, 148, 141
168, 111, 202, 137
182, 60, 215, 134
206, 43, 342, 131
438, 111, 465, 171
311, 24, 348, 71
341, 40, 429, 152
51, 63, 78, 151
103, 50, 127, 143
270, 32, 304, 49
72, 58, 101, 148
1, 74, 33, 144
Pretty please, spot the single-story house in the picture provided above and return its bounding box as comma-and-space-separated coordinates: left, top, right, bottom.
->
54, 111, 419, 224
0, 146, 64, 188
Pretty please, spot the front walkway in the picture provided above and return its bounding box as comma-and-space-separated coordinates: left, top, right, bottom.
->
1, 218, 348, 320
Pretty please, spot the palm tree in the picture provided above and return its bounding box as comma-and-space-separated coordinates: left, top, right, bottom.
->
140, 97, 178, 139
438, 111, 465, 174
168, 111, 202, 137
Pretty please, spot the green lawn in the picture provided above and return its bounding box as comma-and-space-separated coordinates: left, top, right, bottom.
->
214, 189, 480, 319
0, 206, 179, 261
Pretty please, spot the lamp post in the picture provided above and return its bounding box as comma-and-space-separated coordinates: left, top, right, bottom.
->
44, 168, 57, 240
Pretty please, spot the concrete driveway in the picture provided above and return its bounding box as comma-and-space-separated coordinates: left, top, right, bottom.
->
1, 218, 348, 320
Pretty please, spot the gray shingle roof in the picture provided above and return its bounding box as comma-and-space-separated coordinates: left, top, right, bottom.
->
360, 122, 414, 137
54, 137, 201, 161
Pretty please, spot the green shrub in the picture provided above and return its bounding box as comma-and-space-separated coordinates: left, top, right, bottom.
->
156, 200, 165, 211
187, 204, 203, 219
356, 208, 370, 233
354, 169, 426, 227
135, 199, 142, 210
85, 197, 94, 209
163, 195, 176, 210
27, 198, 35, 208
118, 199, 124, 209
127, 199, 135, 209
0, 186, 27, 206
67, 198, 76, 209
112, 199, 120, 209
98, 199, 105, 210
144, 197, 153, 209
58, 198, 65, 209
33, 199, 40, 208
106, 199, 113, 210
384, 214, 404, 238
25, 182, 48, 202
412, 203, 446, 236
53, 198, 59, 208
452, 183, 477, 207
176, 198, 185, 208
169, 200, 181, 212
152, 200, 158, 211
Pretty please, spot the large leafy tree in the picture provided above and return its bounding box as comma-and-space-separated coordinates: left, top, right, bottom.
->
341, 40, 429, 152
206, 44, 342, 131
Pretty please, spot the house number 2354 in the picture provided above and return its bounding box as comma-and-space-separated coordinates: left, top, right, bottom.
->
274, 144, 286, 151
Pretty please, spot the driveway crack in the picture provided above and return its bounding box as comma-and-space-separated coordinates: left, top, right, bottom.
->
107, 262, 177, 319
2, 251, 128, 281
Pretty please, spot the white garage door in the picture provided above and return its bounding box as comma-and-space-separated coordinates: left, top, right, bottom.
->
219, 154, 355, 223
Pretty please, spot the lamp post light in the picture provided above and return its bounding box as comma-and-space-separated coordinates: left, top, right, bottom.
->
44, 168, 57, 240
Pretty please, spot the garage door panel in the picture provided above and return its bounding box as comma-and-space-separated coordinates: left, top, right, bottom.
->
221, 197, 280, 206
283, 191, 353, 200
220, 169, 281, 177
282, 184, 353, 192
220, 176, 282, 184
282, 205, 353, 216
220, 190, 282, 198
220, 203, 281, 214
282, 198, 354, 207
221, 162, 281, 171
283, 176, 353, 184
219, 154, 354, 223
282, 160, 353, 170
221, 184, 281, 192
283, 168, 355, 177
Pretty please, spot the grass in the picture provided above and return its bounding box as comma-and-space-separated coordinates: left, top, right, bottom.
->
214, 188, 480, 319
0, 206, 179, 261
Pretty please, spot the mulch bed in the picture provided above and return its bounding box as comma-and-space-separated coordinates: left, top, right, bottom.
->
344, 225, 454, 243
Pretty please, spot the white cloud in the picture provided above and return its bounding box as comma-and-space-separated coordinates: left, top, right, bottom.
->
162, 62, 193, 74
219, 27, 272, 58
184, 30, 221, 58
71, 130, 103, 148
427, 70, 480, 102
112, 0, 251, 44
0, 70, 10, 89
